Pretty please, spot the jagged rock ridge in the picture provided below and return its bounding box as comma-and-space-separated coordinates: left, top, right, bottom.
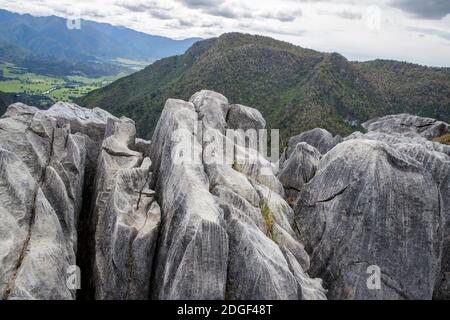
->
277, 114, 449, 300
149, 90, 325, 300
0, 91, 326, 300
0, 92, 449, 300
0, 102, 161, 300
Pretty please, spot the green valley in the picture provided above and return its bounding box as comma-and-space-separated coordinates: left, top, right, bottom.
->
0, 61, 145, 107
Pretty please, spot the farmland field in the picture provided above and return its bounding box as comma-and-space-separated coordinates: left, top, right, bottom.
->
0, 61, 146, 104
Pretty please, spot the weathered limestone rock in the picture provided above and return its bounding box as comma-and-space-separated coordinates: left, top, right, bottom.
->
277, 142, 321, 206
346, 115, 450, 299
7, 97, 448, 301
363, 114, 450, 140
0, 102, 161, 300
437, 173, 450, 299
91, 118, 160, 300
135, 138, 152, 158
346, 130, 450, 157
288, 128, 343, 155
196, 91, 323, 299
149, 90, 326, 300
149, 97, 229, 300
0, 103, 89, 300
395, 144, 450, 299
227, 104, 266, 131
294, 139, 442, 300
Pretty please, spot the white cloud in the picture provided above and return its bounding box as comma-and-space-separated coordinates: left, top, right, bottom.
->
0, 0, 449, 66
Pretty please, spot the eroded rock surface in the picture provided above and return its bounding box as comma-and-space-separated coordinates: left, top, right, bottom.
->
149, 90, 326, 300
288, 114, 449, 300
277, 142, 321, 206
363, 114, 450, 140
0, 102, 159, 300
343, 115, 450, 300
2, 96, 448, 301
294, 140, 442, 300
227, 104, 266, 131
0, 103, 93, 299
287, 128, 343, 156
91, 118, 160, 300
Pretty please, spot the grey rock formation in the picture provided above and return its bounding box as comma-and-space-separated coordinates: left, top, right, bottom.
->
227, 104, 266, 131
294, 139, 442, 300
135, 138, 152, 158
277, 142, 321, 206
148, 97, 228, 300
395, 143, 450, 299
0, 102, 159, 300
346, 130, 450, 157
363, 114, 450, 140
91, 118, 160, 300
345, 116, 450, 300
0, 103, 90, 299
149, 90, 326, 300
437, 173, 450, 299
3, 96, 447, 301
288, 128, 343, 156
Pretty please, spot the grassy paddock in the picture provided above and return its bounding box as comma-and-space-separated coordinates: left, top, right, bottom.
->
0, 61, 141, 103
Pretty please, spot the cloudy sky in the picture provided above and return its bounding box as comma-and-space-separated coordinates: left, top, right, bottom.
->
1, 0, 450, 66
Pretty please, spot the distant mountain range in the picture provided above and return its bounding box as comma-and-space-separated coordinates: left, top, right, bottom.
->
0, 40, 125, 77
77, 33, 450, 142
0, 9, 201, 77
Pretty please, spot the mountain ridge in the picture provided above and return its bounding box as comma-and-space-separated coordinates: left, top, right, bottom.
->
77, 33, 450, 142
0, 9, 201, 62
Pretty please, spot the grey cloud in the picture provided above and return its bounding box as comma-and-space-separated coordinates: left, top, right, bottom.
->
317, 8, 362, 20
205, 6, 239, 19
115, 0, 172, 13
178, 0, 302, 22
168, 17, 224, 29
178, 19, 196, 27
116, 3, 153, 12
176, 0, 223, 9
52, 6, 109, 19
176, 0, 241, 19
410, 27, 450, 41
149, 10, 174, 20
336, 10, 362, 20
201, 22, 222, 28
261, 10, 302, 22
114, 1, 176, 21
248, 24, 305, 37
82, 11, 109, 19
391, 0, 450, 19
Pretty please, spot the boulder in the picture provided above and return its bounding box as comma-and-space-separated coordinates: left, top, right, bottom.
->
394, 144, 450, 299
363, 114, 450, 140
294, 139, 442, 300
277, 142, 321, 206
284, 120, 448, 298
227, 104, 266, 131
288, 128, 343, 155
347, 116, 450, 299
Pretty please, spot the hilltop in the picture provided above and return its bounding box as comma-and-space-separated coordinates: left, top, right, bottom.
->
78, 33, 450, 142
